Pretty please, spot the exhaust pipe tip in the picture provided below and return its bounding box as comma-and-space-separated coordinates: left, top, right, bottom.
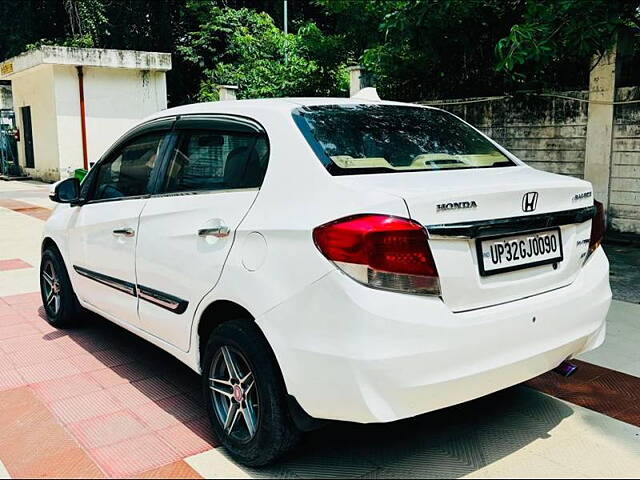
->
553, 361, 578, 377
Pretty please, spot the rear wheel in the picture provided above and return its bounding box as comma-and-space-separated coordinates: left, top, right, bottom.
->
40, 247, 82, 328
202, 319, 300, 466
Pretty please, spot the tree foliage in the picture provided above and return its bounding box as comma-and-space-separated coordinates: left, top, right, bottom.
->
318, 0, 639, 100
319, 0, 525, 100
0, 0, 638, 104
495, 0, 639, 79
178, 6, 348, 100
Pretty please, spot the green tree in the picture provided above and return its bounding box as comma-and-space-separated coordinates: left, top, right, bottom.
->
62, 0, 107, 47
495, 0, 639, 79
1, 1, 639, 104
317, 0, 640, 100
178, 6, 348, 100
0, 0, 70, 58
318, 0, 527, 100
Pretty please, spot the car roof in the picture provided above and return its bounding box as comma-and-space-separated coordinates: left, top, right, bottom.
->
143, 97, 435, 123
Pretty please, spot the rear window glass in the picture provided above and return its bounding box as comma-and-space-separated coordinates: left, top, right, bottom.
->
293, 104, 515, 175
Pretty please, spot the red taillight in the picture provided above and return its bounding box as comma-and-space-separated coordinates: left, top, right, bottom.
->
588, 200, 605, 255
313, 214, 440, 295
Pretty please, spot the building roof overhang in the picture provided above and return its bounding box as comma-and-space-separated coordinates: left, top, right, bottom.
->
0, 46, 171, 80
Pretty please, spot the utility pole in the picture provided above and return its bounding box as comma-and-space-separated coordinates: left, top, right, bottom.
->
284, 0, 288, 35
284, 0, 288, 64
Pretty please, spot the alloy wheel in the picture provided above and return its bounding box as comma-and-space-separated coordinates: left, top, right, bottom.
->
209, 345, 260, 443
42, 260, 61, 315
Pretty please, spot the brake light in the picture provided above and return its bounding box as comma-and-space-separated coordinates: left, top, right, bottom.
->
587, 200, 605, 258
313, 214, 440, 295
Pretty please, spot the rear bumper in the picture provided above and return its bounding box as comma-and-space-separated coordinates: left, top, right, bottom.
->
257, 248, 611, 423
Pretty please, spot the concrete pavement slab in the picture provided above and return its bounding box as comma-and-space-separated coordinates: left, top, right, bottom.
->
0, 459, 9, 479
579, 300, 640, 375
184, 387, 640, 479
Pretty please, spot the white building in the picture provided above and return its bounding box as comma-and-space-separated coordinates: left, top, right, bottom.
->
0, 46, 171, 181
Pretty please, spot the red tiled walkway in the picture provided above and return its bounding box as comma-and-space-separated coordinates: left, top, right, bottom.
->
0, 259, 32, 272
0, 198, 52, 221
0, 293, 216, 478
0, 387, 104, 478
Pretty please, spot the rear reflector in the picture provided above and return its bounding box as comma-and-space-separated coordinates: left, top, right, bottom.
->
313, 214, 440, 295
587, 200, 605, 259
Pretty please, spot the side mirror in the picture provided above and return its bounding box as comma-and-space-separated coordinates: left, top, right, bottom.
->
50, 178, 80, 204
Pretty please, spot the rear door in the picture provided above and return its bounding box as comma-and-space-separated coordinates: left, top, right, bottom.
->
134, 115, 269, 351
68, 125, 172, 324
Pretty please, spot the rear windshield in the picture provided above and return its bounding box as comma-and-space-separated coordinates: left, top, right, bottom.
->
293, 104, 515, 175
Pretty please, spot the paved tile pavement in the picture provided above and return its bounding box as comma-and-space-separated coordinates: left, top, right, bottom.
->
0, 295, 214, 477
0, 179, 639, 478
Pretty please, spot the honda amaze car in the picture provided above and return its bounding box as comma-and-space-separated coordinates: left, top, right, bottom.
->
42, 97, 611, 466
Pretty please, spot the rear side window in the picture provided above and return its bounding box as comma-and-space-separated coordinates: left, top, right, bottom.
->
92, 132, 166, 200
293, 104, 515, 175
163, 130, 268, 193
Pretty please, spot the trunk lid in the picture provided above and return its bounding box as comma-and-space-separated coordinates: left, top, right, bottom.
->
335, 166, 595, 311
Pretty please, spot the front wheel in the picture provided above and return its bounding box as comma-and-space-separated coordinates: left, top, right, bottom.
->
40, 247, 81, 328
202, 319, 300, 466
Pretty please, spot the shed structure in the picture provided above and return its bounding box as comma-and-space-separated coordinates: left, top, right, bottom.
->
0, 46, 171, 181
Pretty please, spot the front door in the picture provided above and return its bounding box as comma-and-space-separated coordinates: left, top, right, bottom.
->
135, 116, 269, 351
20, 106, 34, 168
68, 131, 169, 325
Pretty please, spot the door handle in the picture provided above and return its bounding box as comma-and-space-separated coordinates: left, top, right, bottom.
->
113, 228, 135, 237
198, 226, 230, 238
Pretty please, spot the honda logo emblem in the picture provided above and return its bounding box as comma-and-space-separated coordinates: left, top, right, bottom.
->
522, 192, 539, 212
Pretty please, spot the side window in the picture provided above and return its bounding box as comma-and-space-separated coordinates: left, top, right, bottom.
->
91, 133, 166, 201
164, 130, 269, 193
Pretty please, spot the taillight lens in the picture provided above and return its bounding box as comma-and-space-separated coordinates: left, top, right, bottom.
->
587, 200, 605, 259
313, 214, 440, 295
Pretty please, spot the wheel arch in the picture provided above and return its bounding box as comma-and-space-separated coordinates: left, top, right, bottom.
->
196, 299, 255, 369
41, 236, 60, 254
195, 298, 322, 432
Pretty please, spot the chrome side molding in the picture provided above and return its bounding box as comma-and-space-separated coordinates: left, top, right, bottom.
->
137, 285, 188, 314
73, 265, 188, 314
74, 266, 137, 296
427, 206, 596, 239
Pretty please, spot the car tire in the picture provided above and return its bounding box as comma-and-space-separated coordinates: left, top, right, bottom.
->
40, 247, 82, 328
202, 319, 301, 466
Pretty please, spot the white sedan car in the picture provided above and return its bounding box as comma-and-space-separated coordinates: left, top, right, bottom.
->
42, 98, 611, 466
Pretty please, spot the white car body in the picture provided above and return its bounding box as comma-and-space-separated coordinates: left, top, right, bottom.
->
43, 98, 611, 424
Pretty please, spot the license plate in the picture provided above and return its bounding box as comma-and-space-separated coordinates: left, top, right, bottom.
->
476, 228, 563, 276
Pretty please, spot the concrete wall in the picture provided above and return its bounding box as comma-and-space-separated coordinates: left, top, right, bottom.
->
433, 92, 589, 179
429, 88, 640, 234
610, 86, 640, 233
53, 65, 167, 177
11, 64, 61, 181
